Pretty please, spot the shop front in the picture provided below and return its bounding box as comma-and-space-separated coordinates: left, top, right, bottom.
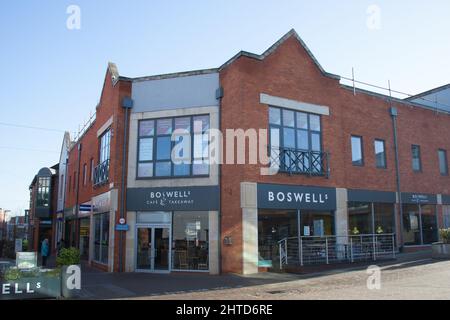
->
256, 183, 337, 268
347, 189, 397, 237
126, 186, 220, 274
91, 191, 115, 271
401, 193, 439, 246
443, 195, 450, 229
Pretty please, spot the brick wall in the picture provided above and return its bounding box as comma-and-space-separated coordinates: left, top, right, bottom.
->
64, 67, 131, 271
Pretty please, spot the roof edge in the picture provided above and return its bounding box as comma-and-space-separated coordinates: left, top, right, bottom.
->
219, 29, 340, 80
340, 84, 450, 115
405, 83, 450, 101
130, 68, 219, 82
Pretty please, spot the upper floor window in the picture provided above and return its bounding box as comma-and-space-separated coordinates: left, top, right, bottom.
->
36, 177, 50, 207
90, 158, 94, 182
83, 163, 87, 186
99, 128, 111, 164
59, 174, 64, 198
137, 115, 210, 178
438, 149, 448, 176
374, 139, 386, 168
269, 107, 322, 152
269, 107, 325, 175
411, 145, 422, 172
351, 136, 364, 166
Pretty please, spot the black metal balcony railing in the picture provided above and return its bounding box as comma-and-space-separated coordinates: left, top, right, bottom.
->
270, 147, 330, 178
93, 159, 110, 187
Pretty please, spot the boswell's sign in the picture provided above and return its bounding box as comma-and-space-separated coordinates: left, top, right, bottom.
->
126, 186, 220, 211
257, 183, 336, 210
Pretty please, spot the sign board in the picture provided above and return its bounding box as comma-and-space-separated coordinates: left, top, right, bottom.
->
442, 194, 450, 205
127, 186, 220, 211
16, 252, 37, 269
115, 224, 129, 231
347, 189, 396, 203
257, 183, 336, 210
14, 239, 22, 253
402, 193, 437, 204
92, 191, 111, 213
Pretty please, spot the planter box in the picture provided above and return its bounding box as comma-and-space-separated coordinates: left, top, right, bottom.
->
61, 265, 81, 299
432, 242, 450, 259
0, 271, 61, 300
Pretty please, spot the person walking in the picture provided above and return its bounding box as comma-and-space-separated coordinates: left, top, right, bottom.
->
41, 238, 49, 267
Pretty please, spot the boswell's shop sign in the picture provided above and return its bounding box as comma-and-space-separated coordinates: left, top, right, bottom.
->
257, 183, 337, 211
126, 186, 220, 211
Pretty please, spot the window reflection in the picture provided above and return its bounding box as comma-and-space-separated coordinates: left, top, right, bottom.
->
172, 212, 209, 271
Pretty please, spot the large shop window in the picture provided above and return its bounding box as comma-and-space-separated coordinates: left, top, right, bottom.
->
300, 211, 334, 236
444, 206, 450, 229
348, 202, 395, 235
137, 115, 210, 178
269, 107, 322, 173
94, 213, 109, 264
402, 204, 438, 245
172, 211, 209, 271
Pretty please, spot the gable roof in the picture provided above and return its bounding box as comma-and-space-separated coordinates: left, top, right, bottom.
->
219, 29, 340, 80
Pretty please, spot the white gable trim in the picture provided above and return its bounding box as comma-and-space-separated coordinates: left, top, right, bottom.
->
260, 93, 330, 116
97, 116, 113, 137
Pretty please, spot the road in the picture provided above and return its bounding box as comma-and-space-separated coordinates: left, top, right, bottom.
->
131, 258, 450, 300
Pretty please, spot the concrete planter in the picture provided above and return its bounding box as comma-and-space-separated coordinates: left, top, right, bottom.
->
432, 242, 450, 259
61, 265, 81, 299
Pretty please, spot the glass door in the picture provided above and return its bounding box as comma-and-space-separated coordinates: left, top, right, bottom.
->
136, 226, 171, 272
154, 227, 170, 271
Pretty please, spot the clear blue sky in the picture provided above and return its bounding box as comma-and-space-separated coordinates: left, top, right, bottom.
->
0, 1, 449, 217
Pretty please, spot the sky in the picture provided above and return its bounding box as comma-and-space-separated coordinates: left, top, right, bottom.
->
0, 0, 449, 217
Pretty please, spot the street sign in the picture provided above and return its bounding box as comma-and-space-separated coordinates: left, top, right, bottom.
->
115, 224, 129, 231
14, 239, 22, 253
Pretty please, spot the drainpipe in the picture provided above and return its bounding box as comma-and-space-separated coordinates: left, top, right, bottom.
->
390, 106, 404, 250
75, 143, 82, 249
119, 96, 133, 273
62, 157, 69, 246
216, 86, 224, 275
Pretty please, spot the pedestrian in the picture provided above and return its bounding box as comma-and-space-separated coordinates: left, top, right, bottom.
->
41, 238, 49, 267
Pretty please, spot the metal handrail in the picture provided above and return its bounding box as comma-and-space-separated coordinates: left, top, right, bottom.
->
277, 234, 396, 269
93, 159, 110, 187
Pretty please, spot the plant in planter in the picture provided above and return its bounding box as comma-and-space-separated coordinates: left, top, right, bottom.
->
439, 228, 450, 244
56, 247, 81, 267
432, 228, 450, 260
56, 247, 81, 299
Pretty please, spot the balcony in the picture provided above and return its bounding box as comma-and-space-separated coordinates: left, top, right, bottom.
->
93, 159, 110, 187
270, 147, 330, 177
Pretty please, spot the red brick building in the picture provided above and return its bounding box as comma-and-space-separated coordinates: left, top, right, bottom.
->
219, 29, 450, 274
64, 63, 131, 272
55, 29, 449, 275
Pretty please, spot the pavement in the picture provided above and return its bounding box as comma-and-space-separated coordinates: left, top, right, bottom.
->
76, 250, 450, 300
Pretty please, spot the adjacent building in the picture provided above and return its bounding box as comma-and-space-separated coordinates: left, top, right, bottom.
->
63, 64, 131, 272
28, 166, 58, 253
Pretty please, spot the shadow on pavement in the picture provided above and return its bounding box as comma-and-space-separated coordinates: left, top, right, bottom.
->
78, 251, 437, 300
